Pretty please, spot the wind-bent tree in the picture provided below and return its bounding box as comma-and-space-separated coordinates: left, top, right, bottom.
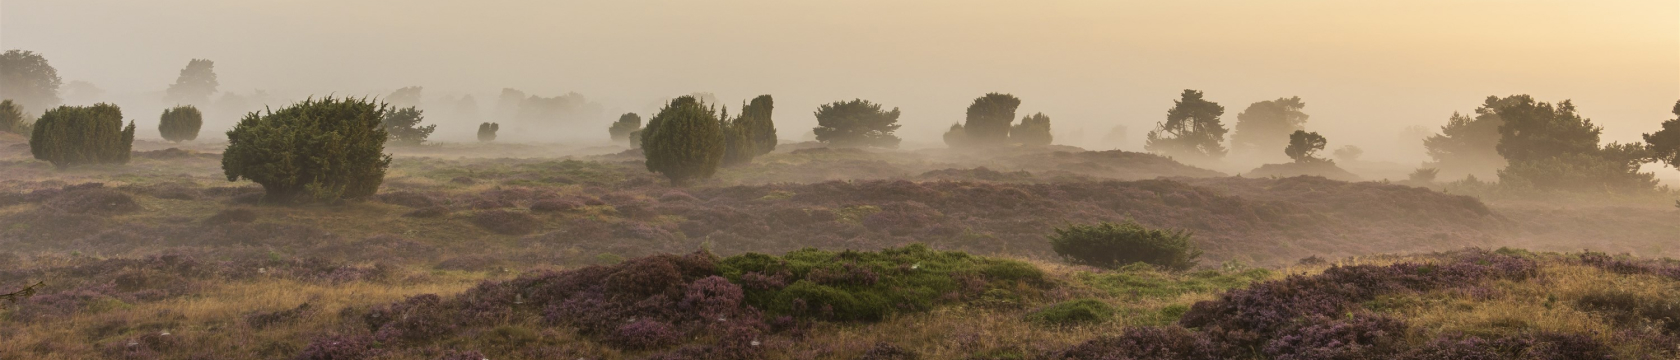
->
0, 50, 63, 114
739, 95, 777, 155
222, 97, 392, 203
1145, 90, 1228, 161
0, 100, 26, 134
961, 93, 1022, 147
158, 105, 204, 142
1010, 112, 1053, 147
381, 106, 436, 145
387, 86, 423, 109
1231, 97, 1308, 160
165, 59, 218, 105
477, 122, 499, 142
1285, 130, 1328, 163
1491, 95, 1656, 192
812, 99, 902, 148
30, 103, 135, 169
1646, 100, 1680, 168
609, 113, 642, 142
641, 96, 725, 184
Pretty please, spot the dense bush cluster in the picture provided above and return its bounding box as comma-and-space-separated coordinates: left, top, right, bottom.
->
222, 97, 392, 203
30, 103, 135, 168
158, 105, 202, 142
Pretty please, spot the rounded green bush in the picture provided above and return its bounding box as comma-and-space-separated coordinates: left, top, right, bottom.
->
30, 103, 134, 169
222, 96, 392, 203
158, 105, 203, 142
1048, 221, 1201, 271
1028, 298, 1114, 326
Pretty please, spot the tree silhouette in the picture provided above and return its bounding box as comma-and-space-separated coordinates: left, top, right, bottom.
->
812, 99, 902, 148
1285, 130, 1328, 163
0, 50, 63, 114
962, 93, 1021, 146
1231, 97, 1308, 160
1145, 90, 1228, 161
165, 59, 218, 105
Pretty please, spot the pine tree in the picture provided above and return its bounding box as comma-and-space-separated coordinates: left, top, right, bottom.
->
1284, 130, 1328, 163
1646, 100, 1680, 168
222, 97, 392, 203
1145, 90, 1228, 161
158, 105, 203, 142
382, 106, 436, 145
30, 103, 134, 169
641, 96, 724, 184
812, 99, 902, 148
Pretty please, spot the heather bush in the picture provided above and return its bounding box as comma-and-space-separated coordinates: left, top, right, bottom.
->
1260, 314, 1406, 359
158, 105, 202, 142
858, 342, 920, 360
1049, 326, 1220, 360
223, 97, 391, 203
30, 103, 135, 169
297, 333, 380, 360
1028, 298, 1114, 326
1048, 221, 1201, 271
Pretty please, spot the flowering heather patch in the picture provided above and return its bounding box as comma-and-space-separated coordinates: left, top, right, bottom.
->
1578, 252, 1680, 280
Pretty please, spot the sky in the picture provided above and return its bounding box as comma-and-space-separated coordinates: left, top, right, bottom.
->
2, 0, 1677, 169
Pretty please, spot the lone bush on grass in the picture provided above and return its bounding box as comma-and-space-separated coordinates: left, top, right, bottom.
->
1048, 221, 1201, 271
30, 103, 135, 169
641, 96, 724, 184
158, 105, 202, 142
477, 122, 498, 142
221, 97, 392, 203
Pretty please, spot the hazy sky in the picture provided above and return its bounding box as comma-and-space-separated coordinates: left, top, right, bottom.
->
2, 0, 1676, 163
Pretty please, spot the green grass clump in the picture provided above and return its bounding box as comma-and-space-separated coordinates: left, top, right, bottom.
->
718, 244, 1046, 321
1079, 265, 1272, 300
1028, 298, 1115, 326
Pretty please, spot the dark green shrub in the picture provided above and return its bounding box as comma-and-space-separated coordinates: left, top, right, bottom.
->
1644, 100, 1678, 168
1048, 221, 1201, 271
609, 112, 641, 142
1009, 112, 1052, 146
812, 99, 901, 148
963, 93, 1021, 146
740, 95, 777, 155
1028, 298, 1114, 326
222, 97, 392, 203
0, 99, 27, 134
158, 105, 202, 142
29, 103, 134, 169
943, 123, 969, 148
641, 96, 724, 184
476, 122, 498, 142
381, 106, 435, 145
1285, 130, 1328, 163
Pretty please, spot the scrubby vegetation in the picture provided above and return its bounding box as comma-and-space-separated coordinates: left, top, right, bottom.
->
158, 105, 203, 142
1048, 221, 1201, 271
222, 96, 392, 203
477, 122, 498, 142
641, 96, 725, 184
29, 103, 135, 168
381, 106, 436, 145
813, 99, 902, 148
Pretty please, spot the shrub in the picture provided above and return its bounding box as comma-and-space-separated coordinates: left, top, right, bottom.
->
381, 106, 436, 145
222, 97, 392, 203
812, 99, 902, 148
1009, 112, 1052, 147
962, 93, 1021, 146
0, 99, 27, 134
609, 112, 641, 141
1284, 130, 1328, 163
642, 96, 724, 184
476, 122, 498, 142
1048, 221, 1201, 271
1028, 298, 1114, 326
30, 103, 135, 169
158, 105, 202, 142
